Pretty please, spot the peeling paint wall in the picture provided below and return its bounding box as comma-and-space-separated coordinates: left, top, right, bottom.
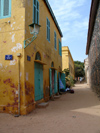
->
0, 0, 62, 115
24, 0, 62, 109
0, 0, 25, 114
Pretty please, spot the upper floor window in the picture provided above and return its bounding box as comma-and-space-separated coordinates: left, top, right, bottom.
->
51, 62, 54, 67
0, 0, 11, 19
54, 31, 57, 49
47, 18, 50, 42
33, 0, 39, 24
59, 39, 62, 56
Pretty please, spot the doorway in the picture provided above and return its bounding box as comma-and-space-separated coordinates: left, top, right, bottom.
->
49, 69, 57, 96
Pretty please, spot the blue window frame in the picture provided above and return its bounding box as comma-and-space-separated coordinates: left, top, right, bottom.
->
59, 39, 62, 56
0, 0, 11, 19
47, 18, 50, 42
33, 0, 39, 24
54, 31, 57, 49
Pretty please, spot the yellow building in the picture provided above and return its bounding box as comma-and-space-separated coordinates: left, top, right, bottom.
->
62, 46, 75, 79
0, 0, 63, 115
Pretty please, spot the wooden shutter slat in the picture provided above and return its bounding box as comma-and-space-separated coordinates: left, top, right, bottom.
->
0, 0, 1, 17
49, 21, 50, 41
3, 0, 9, 16
33, 0, 39, 24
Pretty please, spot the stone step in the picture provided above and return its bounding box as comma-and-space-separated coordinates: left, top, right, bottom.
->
54, 95, 60, 99
59, 91, 67, 95
36, 102, 49, 108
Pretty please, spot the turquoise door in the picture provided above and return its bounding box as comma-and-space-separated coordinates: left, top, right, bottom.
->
49, 69, 52, 96
61, 73, 66, 89
58, 72, 60, 92
35, 62, 43, 101
58, 72, 66, 90
49, 69, 58, 95
54, 70, 57, 94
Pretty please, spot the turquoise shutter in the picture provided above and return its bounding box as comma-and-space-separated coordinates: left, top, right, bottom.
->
59, 40, 60, 55
33, 0, 39, 24
55, 32, 56, 49
59, 40, 62, 56
58, 72, 60, 92
54, 31, 56, 49
33, 0, 36, 23
47, 18, 48, 40
35, 0, 37, 23
54, 32, 55, 48
40, 64, 43, 99
47, 18, 50, 41
37, 1, 39, 24
61, 73, 66, 89
61, 41, 62, 56
49, 69, 52, 96
49, 20, 50, 41
3, 0, 9, 16
0, 0, 1, 17
0, 0, 11, 18
59, 42, 61, 56
54, 70, 57, 94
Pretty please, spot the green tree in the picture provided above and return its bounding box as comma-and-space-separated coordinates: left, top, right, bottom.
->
63, 68, 69, 77
74, 61, 85, 78
63, 68, 74, 87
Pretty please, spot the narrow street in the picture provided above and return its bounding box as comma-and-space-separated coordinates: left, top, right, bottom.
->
0, 83, 100, 133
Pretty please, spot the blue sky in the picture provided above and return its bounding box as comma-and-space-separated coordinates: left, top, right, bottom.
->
48, 0, 91, 62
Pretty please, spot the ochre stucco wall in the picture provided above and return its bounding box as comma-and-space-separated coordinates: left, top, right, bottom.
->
62, 46, 69, 71
0, 0, 62, 115
62, 46, 74, 79
24, 0, 62, 113
0, 0, 25, 114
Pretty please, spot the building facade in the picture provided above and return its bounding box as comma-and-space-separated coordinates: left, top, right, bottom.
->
84, 58, 89, 85
62, 46, 75, 79
0, 0, 63, 115
86, 0, 100, 95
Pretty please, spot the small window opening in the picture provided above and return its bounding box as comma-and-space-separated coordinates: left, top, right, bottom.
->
35, 52, 41, 60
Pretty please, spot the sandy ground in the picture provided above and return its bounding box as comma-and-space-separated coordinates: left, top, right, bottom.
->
0, 83, 100, 133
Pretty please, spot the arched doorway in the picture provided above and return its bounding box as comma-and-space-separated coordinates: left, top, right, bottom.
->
49, 62, 57, 96
34, 52, 43, 101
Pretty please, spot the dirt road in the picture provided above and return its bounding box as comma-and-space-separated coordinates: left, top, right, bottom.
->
0, 83, 100, 133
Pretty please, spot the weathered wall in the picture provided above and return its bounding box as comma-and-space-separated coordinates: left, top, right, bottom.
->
23, 0, 62, 113
88, 1, 100, 95
0, 0, 25, 114
62, 47, 69, 71
84, 58, 89, 84
69, 53, 75, 79
0, 0, 62, 115
62, 46, 74, 79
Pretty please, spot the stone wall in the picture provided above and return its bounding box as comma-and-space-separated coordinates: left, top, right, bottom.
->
88, 1, 100, 95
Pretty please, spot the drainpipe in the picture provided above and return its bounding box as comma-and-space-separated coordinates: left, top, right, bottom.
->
18, 57, 20, 115
15, 53, 21, 117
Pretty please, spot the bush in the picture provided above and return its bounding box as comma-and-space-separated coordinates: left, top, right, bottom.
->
66, 75, 74, 87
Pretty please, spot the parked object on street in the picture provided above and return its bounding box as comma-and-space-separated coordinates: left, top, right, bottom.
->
60, 86, 75, 94
79, 77, 84, 83
70, 89, 74, 94
65, 87, 70, 92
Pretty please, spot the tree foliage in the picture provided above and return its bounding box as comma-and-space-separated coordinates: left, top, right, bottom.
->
63, 68, 74, 87
63, 68, 69, 77
74, 61, 85, 77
